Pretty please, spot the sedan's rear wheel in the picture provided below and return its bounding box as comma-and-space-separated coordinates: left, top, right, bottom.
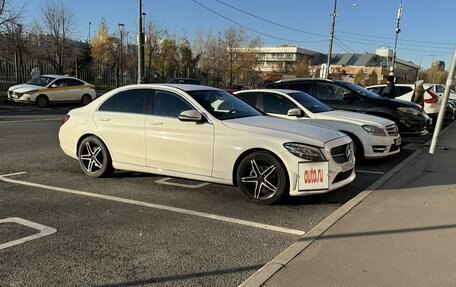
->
78, 136, 113, 177
236, 151, 288, 204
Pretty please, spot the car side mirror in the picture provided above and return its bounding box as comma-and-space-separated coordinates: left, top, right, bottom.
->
50, 83, 58, 88
287, 108, 304, 117
178, 110, 203, 122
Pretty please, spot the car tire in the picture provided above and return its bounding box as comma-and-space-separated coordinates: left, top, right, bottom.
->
81, 94, 92, 106
36, 95, 49, 108
236, 151, 288, 204
348, 135, 364, 161
78, 136, 114, 178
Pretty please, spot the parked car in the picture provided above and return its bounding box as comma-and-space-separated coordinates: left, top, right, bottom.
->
366, 83, 442, 120
59, 84, 356, 204
7, 75, 96, 108
224, 84, 250, 94
426, 84, 456, 100
267, 78, 431, 135
235, 89, 401, 160
166, 78, 202, 85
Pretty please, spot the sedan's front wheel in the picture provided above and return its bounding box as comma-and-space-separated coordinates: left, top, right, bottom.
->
78, 136, 113, 177
236, 151, 288, 204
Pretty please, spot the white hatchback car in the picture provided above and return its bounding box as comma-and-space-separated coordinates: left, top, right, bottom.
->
235, 89, 401, 160
59, 84, 356, 204
7, 75, 96, 108
366, 84, 441, 119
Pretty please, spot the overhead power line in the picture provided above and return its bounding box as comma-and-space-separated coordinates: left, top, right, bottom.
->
337, 30, 456, 47
192, 0, 328, 44
214, 0, 327, 38
335, 37, 454, 55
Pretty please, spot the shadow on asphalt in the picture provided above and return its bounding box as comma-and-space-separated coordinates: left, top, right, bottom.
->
93, 264, 264, 287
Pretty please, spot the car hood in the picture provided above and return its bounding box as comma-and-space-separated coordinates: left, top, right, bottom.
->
222, 116, 346, 147
8, 83, 43, 93
315, 110, 393, 127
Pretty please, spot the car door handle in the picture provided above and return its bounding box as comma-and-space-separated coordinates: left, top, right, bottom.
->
149, 121, 163, 126
98, 117, 111, 121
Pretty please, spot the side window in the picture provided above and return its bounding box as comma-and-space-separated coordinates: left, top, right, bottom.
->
435, 85, 445, 93
262, 93, 295, 115
367, 87, 381, 95
288, 82, 313, 94
67, 79, 84, 86
154, 90, 193, 118
397, 86, 413, 97
52, 79, 68, 87
237, 92, 258, 107
316, 83, 351, 100
98, 89, 148, 114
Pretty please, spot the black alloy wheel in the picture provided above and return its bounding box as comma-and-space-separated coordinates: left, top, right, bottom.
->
236, 151, 288, 204
78, 136, 113, 178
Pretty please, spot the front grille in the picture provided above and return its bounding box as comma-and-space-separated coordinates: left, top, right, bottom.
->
331, 143, 351, 163
333, 169, 353, 184
386, 124, 399, 136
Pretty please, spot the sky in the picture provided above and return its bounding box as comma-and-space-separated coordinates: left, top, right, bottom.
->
13, 0, 456, 69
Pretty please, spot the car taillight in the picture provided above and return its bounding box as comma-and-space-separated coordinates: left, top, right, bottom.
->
61, 114, 70, 126
424, 88, 439, 104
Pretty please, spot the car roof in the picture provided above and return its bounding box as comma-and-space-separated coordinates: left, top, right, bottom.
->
273, 78, 336, 84
238, 88, 297, 95
121, 83, 221, 92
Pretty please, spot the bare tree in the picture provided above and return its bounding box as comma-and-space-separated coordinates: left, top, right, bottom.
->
0, 0, 24, 30
35, 0, 76, 74
144, 20, 166, 82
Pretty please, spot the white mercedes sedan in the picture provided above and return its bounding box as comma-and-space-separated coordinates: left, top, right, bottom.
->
59, 84, 355, 204
235, 89, 401, 160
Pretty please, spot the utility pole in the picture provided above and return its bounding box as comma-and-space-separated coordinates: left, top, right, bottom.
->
88, 22, 91, 42
425, 49, 456, 171
390, 0, 402, 76
118, 23, 124, 86
325, 0, 337, 79
137, 0, 145, 84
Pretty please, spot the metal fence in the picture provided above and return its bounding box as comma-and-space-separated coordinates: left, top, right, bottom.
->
0, 60, 138, 92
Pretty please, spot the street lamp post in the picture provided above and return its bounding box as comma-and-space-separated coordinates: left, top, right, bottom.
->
88, 22, 91, 42
325, 1, 358, 78
118, 23, 125, 87
390, 0, 402, 76
137, 0, 145, 84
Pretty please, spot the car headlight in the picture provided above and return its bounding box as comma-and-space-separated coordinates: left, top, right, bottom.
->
283, 143, 326, 161
397, 107, 420, 116
25, 89, 38, 94
362, 125, 386, 136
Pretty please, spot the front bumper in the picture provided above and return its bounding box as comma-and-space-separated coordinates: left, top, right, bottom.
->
359, 132, 401, 159
282, 136, 356, 197
397, 111, 430, 135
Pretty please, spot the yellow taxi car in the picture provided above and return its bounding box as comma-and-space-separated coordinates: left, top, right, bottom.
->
7, 75, 97, 108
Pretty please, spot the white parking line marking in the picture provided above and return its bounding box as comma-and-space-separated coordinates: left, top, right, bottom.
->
0, 173, 304, 236
0, 217, 57, 250
0, 171, 28, 178
155, 177, 210, 189
355, 170, 385, 175
0, 118, 61, 124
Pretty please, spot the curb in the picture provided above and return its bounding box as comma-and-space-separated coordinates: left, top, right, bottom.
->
240, 120, 456, 287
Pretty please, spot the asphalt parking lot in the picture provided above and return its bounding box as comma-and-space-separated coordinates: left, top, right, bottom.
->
0, 102, 439, 286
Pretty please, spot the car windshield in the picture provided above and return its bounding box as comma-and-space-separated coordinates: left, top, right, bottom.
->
288, 91, 333, 113
27, 76, 56, 87
187, 89, 263, 120
337, 81, 383, 99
